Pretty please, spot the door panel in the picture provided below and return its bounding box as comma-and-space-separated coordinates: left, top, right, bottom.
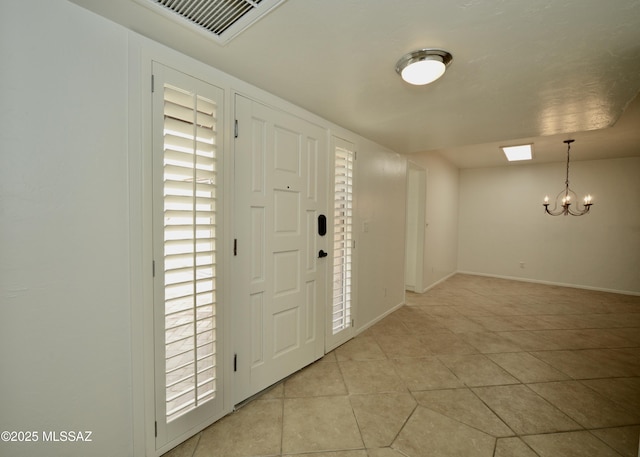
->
234, 95, 327, 402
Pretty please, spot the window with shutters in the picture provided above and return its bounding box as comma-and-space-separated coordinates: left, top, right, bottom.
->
332, 146, 353, 334
162, 83, 218, 423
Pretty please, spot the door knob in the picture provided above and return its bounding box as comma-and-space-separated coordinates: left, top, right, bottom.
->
318, 250, 328, 258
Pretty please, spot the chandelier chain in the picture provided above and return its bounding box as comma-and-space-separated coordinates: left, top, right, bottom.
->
565, 141, 571, 190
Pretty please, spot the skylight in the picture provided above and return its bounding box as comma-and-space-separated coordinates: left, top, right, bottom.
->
502, 144, 533, 162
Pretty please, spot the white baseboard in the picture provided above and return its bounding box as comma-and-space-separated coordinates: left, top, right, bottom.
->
417, 271, 458, 294
456, 270, 640, 297
355, 300, 405, 335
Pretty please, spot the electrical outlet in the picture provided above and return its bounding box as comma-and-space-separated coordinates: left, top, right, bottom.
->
519, 261, 525, 269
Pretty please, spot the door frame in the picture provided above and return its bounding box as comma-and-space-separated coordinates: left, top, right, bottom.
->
129, 41, 235, 457
150, 62, 227, 448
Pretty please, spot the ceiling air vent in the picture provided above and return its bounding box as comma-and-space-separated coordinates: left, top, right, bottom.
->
138, 0, 286, 44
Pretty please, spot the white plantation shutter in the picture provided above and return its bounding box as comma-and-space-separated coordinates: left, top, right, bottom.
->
332, 146, 353, 334
162, 84, 218, 423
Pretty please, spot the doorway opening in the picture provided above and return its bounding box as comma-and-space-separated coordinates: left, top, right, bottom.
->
405, 163, 426, 293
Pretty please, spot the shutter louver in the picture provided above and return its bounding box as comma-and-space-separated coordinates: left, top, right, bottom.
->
163, 84, 218, 423
332, 147, 353, 334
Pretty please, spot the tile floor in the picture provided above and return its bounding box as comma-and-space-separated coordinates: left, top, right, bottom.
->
163, 274, 640, 457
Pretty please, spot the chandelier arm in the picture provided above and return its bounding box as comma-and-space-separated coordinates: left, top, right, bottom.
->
544, 201, 566, 216
545, 207, 564, 216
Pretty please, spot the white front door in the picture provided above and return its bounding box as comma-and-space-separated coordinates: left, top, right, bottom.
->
151, 63, 225, 449
233, 95, 328, 402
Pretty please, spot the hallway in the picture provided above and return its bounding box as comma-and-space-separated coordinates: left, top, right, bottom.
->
164, 274, 640, 457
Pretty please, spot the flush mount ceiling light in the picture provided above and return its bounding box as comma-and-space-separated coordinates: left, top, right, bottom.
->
502, 144, 533, 162
395, 49, 453, 85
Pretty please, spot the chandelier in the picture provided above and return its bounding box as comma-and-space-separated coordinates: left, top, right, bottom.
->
543, 139, 593, 216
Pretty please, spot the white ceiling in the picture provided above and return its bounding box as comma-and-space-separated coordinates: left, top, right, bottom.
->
70, 0, 640, 168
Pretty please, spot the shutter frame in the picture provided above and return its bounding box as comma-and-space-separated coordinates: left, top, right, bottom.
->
332, 146, 354, 334
162, 82, 219, 423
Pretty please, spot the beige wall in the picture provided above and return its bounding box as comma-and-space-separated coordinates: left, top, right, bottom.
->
0, 1, 133, 456
1, 2, 409, 456
458, 156, 640, 293
406, 152, 460, 290
354, 143, 407, 330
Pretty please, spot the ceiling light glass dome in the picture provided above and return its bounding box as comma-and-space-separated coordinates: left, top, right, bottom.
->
395, 49, 453, 85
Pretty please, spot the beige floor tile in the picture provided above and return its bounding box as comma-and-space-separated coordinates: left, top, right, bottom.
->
494, 437, 539, 457
284, 361, 347, 397
284, 451, 367, 457
581, 377, 640, 413
392, 406, 495, 457
390, 306, 431, 322
391, 356, 464, 391
458, 331, 523, 353
451, 303, 498, 317
437, 354, 519, 387
577, 329, 640, 348
320, 351, 338, 362
511, 315, 567, 330
339, 359, 406, 394
374, 333, 432, 358
529, 350, 617, 379
528, 380, 640, 428
473, 384, 580, 435
488, 352, 569, 383
412, 388, 514, 437
368, 316, 409, 337
366, 448, 409, 457
532, 329, 634, 350
282, 396, 363, 454
591, 426, 640, 457
523, 431, 623, 457
194, 399, 283, 457
334, 336, 387, 361
162, 433, 200, 457
498, 331, 563, 350
469, 316, 526, 332
179, 275, 639, 457
528, 330, 594, 349
402, 318, 451, 335
349, 392, 416, 447
612, 328, 640, 345
419, 332, 478, 355
259, 381, 284, 399
421, 305, 465, 318
606, 314, 640, 328
431, 316, 488, 333
582, 348, 640, 377
393, 309, 450, 334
